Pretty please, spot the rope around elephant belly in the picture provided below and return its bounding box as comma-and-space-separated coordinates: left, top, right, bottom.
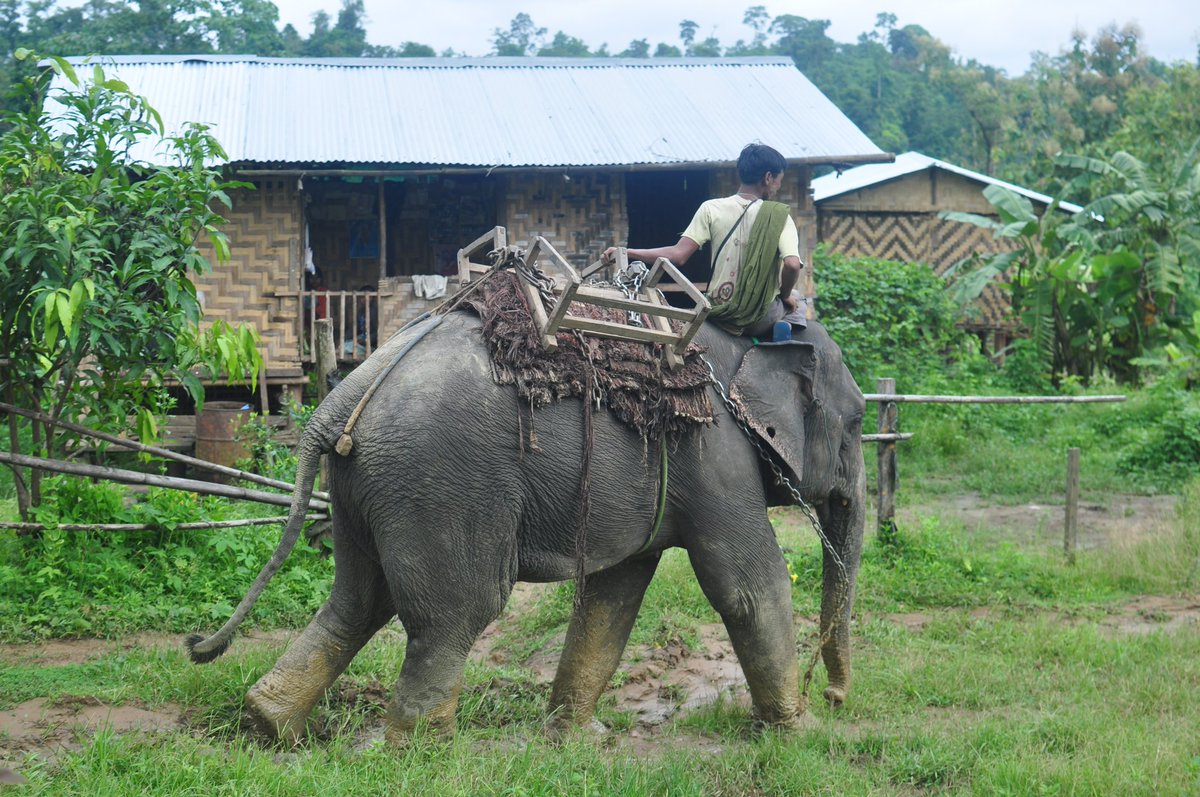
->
701, 355, 850, 701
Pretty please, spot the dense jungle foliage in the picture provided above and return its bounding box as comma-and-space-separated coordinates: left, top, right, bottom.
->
3, 1, 1198, 390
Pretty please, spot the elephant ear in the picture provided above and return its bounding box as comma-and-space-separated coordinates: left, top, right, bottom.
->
729, 341, 817, 485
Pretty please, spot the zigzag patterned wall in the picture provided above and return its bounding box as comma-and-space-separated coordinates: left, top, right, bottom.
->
504, 173, 623, 269
193, 180, 303, 372
819, 211, 1017, 330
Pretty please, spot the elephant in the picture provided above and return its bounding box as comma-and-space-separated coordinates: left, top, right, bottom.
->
186, 309, 866, 745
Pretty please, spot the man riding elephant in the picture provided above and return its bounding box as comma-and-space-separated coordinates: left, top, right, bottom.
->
606, 142, 808, 338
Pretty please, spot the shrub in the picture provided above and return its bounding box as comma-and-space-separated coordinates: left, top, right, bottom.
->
813, 247, 967, 387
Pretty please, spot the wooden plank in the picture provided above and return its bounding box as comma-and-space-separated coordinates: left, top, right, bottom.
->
573, 286, 697, 321
534, 235, 582, 316
859, 394, 1126, 404
657, 282, 710, 293
558, 316, 677, 344
458, 226, 505, 283
674, 301, 711, 355
377, 179, 387, 284
582, 246, 625, 280
639, 287, 685, 371
653, 257, 710, 309
518, 236, 557, 350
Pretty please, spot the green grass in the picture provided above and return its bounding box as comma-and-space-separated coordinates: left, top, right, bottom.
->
2, 383, 1199, 793
2, 482, 1197, 795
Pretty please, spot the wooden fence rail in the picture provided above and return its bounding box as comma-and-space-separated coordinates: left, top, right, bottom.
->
864, 379, 1126, 559
0, 451, 330, 513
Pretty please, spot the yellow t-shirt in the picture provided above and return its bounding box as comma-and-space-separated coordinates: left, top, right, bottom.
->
681, 196, 800, 305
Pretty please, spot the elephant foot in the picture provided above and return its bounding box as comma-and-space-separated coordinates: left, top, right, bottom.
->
244, 683, 308, 745
823, 685, 847, 708
750, 694, 814, 734
543, 714, 607, 746
383, 689, 460, 748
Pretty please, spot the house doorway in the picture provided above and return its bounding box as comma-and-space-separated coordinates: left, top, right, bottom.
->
625, 169, 711, 305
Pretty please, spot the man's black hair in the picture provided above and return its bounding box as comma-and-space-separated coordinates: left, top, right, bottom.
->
736, 143, 787, 184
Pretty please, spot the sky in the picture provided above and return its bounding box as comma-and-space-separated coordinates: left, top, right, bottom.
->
272, 0, 1199, 75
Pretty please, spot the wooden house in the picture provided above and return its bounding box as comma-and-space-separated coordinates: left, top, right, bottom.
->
53, 55, 888, 402
812, 152, 1083, 351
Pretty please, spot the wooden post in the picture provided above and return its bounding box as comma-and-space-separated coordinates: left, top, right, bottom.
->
315, 318, 337, 492
377, 179, 388, 283
876, 377, 898, 544
1065, 447, 1080, 564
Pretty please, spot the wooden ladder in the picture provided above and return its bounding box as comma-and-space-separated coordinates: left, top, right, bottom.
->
458, 228, 711, 371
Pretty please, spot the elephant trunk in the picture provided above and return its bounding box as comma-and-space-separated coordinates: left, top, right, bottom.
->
185, 434, 325, 663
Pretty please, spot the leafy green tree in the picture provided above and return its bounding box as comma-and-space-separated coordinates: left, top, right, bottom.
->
770, 15, 834, 74
1057, 147, 1200, 378
1106, 63, 1200, 177
368, 41, 435, 58
200, 0, 288, 55
679, 19, 698, 49
491, 12, 545, 56
616, 39, 649, 59
302, 0, 368, 57
941, 186, 1102, 384
0, 53, 261, 519
539, 31, 592, 57
943, 143, 1200, 385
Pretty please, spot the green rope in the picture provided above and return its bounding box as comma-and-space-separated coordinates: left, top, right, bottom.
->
636, 435, 669, 555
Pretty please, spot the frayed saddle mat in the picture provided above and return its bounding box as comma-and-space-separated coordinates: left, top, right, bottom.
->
465, 271, 714, 440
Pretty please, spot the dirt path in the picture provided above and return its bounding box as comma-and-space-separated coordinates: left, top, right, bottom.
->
897, 492, 1178, 550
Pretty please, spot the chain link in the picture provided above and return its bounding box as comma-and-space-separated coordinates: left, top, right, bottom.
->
613, 260, 649, 327
500, 245, 558, 306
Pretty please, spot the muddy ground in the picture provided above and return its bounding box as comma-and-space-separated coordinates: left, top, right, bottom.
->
1, 493, 1194, 772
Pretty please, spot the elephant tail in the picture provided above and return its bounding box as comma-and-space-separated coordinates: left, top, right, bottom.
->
185, 432, 325, 664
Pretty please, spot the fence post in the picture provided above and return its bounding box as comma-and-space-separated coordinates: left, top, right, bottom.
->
876, 377, 898, 543
1065, 447, 1080, 564
315, 318, 336, 491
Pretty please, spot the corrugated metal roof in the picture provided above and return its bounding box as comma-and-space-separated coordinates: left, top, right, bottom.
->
47, 55, 888, 169
811, 151, 1083, 214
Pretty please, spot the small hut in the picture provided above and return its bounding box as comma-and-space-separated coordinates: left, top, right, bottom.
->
812, 152, 1082, 351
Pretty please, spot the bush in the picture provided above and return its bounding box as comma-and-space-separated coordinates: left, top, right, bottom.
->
1116, 385, 1200, 482
0, 476, 331, 640
813, 247, 967, 387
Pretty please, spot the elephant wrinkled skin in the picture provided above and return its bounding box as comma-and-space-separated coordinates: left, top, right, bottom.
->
186, 311, 866, 744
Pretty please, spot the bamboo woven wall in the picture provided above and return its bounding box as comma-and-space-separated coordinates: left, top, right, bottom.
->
193, 179, 303, 371
503, 173, 624, 268
817, 210, 1017, 330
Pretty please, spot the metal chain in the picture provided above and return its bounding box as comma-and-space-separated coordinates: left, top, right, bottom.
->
505, 245, 558, 306
613, 260, 649, 327
702, 354, 851, 700
702, 356, 846, 575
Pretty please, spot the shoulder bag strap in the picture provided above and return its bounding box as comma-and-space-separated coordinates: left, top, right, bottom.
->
707, 198, 759, 284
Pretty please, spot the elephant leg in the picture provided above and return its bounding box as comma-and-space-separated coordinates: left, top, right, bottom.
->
382, 548, 515, 745
816, 494, 864, 708
245, 534, 394, 743
687, 525, 806, 729
546, 553, 661, 737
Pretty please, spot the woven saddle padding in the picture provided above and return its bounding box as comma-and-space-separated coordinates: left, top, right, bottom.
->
465, 271, 714, 441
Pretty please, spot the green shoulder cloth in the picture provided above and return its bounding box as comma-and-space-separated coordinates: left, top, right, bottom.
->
707, 200, 789, 335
